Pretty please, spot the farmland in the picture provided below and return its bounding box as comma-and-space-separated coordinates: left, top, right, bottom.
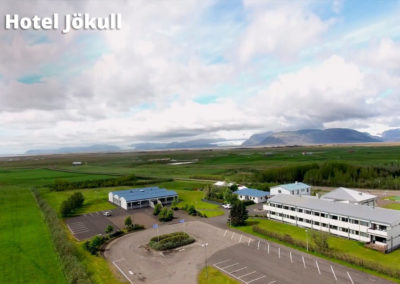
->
1, 144, 400, 283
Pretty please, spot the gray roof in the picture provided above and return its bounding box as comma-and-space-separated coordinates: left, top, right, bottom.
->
321, 187, 376, 203
271, 182, 310, 192
268, 194, 400, 226
234, 188, 270, 197
111, 187, 177, 202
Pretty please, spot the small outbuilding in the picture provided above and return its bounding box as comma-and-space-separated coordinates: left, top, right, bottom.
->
109, 187, 178, 210
233, 188, 269, 203
270, 182, 311, 196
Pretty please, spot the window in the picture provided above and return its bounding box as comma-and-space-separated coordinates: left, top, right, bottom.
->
305, 210, 312, 215
314, 212, 320, 216
350, 219, 359, 224
298, 218, 304, 222
314, 221, 320, 226
330, 225, 338, 230
305, 219, 312, 224
283, 206, 289, 210
340, 228, 349, 232
279, 213, 283, 217
320, 213, 326, 218
278, 190, 282, 193
291, 191, 294, 195
290, 207, 295, 211
321, 223, 327, 227
290, 215, 295, 220
340, 217, 348, 222
330, 215, 338, 220
360, 221, 369, 227
360, 232, 368, 237
277, 204, 282, 208
379, 225, 387, 231
298, 208, 303, 213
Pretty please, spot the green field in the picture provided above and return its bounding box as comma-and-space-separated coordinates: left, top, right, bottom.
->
0, 186, 66, 283
383, 203, 400, 210
235, 218, 400, 281
198, 266, 239, 284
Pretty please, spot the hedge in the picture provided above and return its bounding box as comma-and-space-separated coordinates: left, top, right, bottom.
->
32, 188, 93, 284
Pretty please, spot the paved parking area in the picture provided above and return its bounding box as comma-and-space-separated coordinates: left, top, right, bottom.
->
66, 210, 119, 240
104, 221, 392, 284
214, 229, 393, 284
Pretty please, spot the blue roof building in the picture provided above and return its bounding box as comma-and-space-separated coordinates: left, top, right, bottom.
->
108, 187, 178, 210
270, 182, 311, 196
233, 188, 270, 203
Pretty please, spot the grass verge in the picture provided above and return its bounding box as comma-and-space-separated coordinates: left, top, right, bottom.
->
198, 266, 239, 284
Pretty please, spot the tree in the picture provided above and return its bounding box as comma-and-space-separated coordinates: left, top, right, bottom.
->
171, 199, 179, 210
124, 216, 133, 229
105, 225, 114, 234
153, 203, 162, 215
229, 184, 238, 192
311, 230, 330, 252
60, 199, 72, 217
223, 189, 237, 204
188, 205, 197, 216
229, 200, 248, 226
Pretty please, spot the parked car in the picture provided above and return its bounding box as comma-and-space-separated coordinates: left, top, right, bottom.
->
103, 211, 112, 216
222, 203, 232, 209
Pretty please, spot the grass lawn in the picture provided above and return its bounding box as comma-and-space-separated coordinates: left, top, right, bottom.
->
383, 203, 400, 210
385, 196, 400, 201
235, 218, 400, 282
175, 189, 224, 217
0, 186, 66, 284
198, 266, 239, 284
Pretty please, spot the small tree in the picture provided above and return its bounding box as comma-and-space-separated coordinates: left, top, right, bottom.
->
229, 184, 238, 192
311, 230, 330, 252
60, 199, 71, 217
188, 205, 197, 216
229, 200, 248, 226
153, 203, 162, 215
124, 216, 133, 229
105, 225, 114, 234
171, 199, 178, 210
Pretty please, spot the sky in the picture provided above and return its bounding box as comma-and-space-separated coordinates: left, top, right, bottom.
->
1, 0, 400, 155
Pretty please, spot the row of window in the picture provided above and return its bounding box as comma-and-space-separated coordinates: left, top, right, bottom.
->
269, 203, 374, 228
270, 212, 369, 237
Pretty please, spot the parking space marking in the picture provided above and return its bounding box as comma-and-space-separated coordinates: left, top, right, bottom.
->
230, 266, 247, 274
267, 243, 270, 254
257, 240, 260, 250
214, 259, 231, 266
347, 272, 354, 284
331, 265, 337, 281
289, 251, 293, 263
268, 281, 277, 284
247, 275, 266, 284
278, 247, 280, 258
221, 263, 239, 270
238, 271, 256, 279
315, 260, 321, 275
248, 238, 251, 246
231, 232, 235, 240
239, 235, 243, 243
224, 230, 227, 237
302, 256, 306, 269
112, 259, 134, 284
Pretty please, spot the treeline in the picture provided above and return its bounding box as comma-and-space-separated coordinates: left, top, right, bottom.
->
32, 188, 93, 284
50, 174, 173, 191
256, 162, 400, 189
61, 192, 84, 217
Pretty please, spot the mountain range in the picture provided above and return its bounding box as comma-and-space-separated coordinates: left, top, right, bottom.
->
24, 128, 400, 155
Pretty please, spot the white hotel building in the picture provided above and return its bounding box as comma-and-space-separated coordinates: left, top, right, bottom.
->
264, 194, 400, 252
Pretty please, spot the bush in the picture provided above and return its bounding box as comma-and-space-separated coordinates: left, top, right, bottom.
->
171, 200, 179, 210
158, 207, 174, 222
153, 203, 162, 215
149, 232, 195, 251
31, 188, 93, 283
84, 235, 107, 255
105, 225, 114, 234
125, 216, 133, 228
60, 192, 85, 217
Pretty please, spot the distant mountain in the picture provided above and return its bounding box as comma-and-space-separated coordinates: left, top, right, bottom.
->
242, 131, 273, 146
26, 144, 121, 155
381, 128, 400, 141
131, 139, 223, 150
242, 128, 381, 146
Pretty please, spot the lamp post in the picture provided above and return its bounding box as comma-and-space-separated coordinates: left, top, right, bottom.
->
305, 229, 309, 252
202, 243, 209, 280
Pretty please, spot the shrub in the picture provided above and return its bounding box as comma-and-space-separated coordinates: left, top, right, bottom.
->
153, 203, 162, 215
84, 235, 107, 255
159, 207, 174, 222
60, 192, 85, 217
105, 225, 114, 234
149, 232, 194, 251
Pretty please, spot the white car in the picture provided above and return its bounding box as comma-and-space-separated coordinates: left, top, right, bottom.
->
103, 211, 112, 216
222, 204, 232, 209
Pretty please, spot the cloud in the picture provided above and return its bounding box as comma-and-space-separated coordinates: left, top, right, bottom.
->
237, 1, 331, 62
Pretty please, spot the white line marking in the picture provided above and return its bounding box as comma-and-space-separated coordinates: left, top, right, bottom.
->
223, 230, 227, 237
221, 263, 239, 270
302, 256, 306, 268
239, 235, 243, 243
247, 275, 266, 284
315, 260, 321, 275
267, 243, 270, 254
268, 281, 277, 284
231, 232, 235, 240
331, 265, 337, 281
347, 272, 354, 284
257, 240, 260, 250
290, 251, 293, 263
112, 259, 134, 284
238, 271, 256, 279
230, 266, 247, 274
248, 238, 251, 246
128, 270, 133, 275
214, 259, 231, 266
278, 247, 280, 258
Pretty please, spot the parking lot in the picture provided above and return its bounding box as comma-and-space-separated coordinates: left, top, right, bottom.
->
104, 221, 392, 284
